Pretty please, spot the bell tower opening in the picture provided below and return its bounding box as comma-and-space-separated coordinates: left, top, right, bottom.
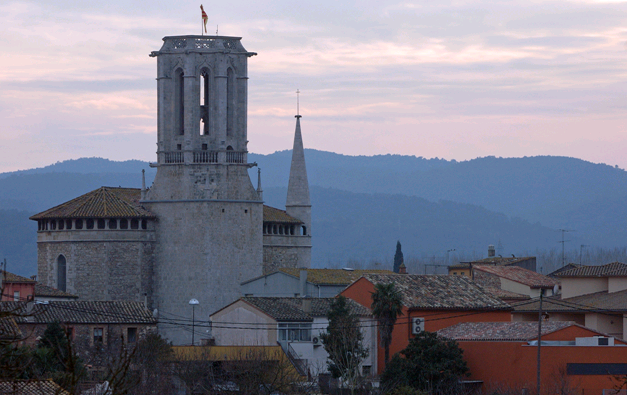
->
175, 68, 185, 135
226, 67, 235, 138
200, 68, 210, 136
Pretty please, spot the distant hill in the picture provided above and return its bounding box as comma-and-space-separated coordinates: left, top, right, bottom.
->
2, 152, 624, 276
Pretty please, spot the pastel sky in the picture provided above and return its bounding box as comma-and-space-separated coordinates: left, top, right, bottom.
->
1, 0, 626, 173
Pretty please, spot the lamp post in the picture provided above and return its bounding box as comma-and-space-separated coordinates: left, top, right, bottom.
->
189, 298, 199, 346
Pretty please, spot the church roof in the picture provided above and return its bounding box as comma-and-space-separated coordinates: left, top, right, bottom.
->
263, 205, 302, 224
30, 187, 155, 220
34, 284, 78, 299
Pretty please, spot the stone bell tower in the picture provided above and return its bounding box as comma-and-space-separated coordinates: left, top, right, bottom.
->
144, 35, 262, 345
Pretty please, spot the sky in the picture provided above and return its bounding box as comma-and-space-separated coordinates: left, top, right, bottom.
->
0, 0, 626, 173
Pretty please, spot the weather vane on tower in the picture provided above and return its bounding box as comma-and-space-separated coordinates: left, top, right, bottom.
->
296, 89, 301, 118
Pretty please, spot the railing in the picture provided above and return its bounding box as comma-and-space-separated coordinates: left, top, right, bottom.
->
226, 151, 245, 164
164, 152, 184, 164
285, 343, 308, 377
193, 151, 218, 163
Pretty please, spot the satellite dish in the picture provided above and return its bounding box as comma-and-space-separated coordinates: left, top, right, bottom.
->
553, 284, 559, 295
153, 308, 159, 319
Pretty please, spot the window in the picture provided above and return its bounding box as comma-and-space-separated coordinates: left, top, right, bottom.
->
131, 219, 139, 230
127, 327, 137, 343
86, 219, 94, 229
175, 69, 185, 135
13, 291, 19, 301
93, 327, 104, 344
75, 219, 83, 229
120, 219, 128, 229
57, 255, 67, 292
66, 219, 72, 230
278, 323, 312, 342
97, 219, 105, 229
109, 219, 117, 229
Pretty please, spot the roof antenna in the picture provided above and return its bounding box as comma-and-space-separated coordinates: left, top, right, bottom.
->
216, 25, 219, 35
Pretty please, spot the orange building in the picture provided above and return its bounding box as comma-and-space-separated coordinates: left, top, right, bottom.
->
439, 321, 627, 395
1, 272, 35, 301
340, 274, 511, 374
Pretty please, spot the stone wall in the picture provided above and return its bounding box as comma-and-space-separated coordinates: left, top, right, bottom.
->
37, 230, 154, 303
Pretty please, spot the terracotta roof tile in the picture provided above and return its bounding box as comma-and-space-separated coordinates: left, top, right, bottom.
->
449, 256, 535, 270
263, 205, 303, 224
512, 290, 627, 313
0, 316, 22, 340
2, 272, 36, 284
438, 321, 577, 341
30, 187, 155, 220
482, 286, 531, 301
474, 266, 557, 289
236, 297, 371, 321
34, 284, 78, 299
0, 380, 71, 395
277, 268, 394, 285
0, 301, 156, 324
555, 262, 627, 278
360, 274, 511, 311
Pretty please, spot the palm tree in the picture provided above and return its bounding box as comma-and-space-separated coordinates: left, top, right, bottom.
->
371, 282, 404, 365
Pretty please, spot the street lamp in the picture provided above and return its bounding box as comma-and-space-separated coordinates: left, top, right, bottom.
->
189, 298, 199, 346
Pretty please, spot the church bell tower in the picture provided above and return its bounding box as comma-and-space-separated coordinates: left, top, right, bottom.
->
145, 36, 262, 345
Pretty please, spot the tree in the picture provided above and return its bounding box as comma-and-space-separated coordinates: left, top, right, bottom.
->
393, 241, 404, 273
320, 296, 369, 394
371, 282, 403, 365
382, 331, 469, 395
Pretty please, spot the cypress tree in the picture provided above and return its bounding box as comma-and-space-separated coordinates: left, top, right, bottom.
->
393, 241, 404, 273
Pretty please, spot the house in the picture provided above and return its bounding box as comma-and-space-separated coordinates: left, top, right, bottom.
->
1, 271, 36, 301
210, 297, 377, 377
0, 301, 157, 360
513, 262, 627, 339
438, 321, 627, 395
340, 274, 511, 374
240, 268, 394, 298
472, 265, 559, 299
448, 245, 537, 277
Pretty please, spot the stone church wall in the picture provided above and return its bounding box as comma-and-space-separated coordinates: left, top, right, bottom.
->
37, 231, 154, 303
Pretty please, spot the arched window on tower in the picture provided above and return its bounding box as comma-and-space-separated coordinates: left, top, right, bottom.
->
175, 68, 185, 135
226, 68, 234, 137
301, 226, 307, 236
200, 69, 210, 135
57, 255, 67, 292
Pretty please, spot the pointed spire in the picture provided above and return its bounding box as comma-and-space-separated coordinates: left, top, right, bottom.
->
286, 115, 310, 208
141, 169, 146, 200
257, 167, 263, 200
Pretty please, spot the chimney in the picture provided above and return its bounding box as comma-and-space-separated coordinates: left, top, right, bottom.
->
398, 263, 407, 274
488, 244, 496, 257
141, 169, 146, 200
301, 298, 312, 313
299, 269, 308, 297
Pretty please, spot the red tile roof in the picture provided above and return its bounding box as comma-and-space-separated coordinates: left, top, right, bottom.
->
2, 272, 36, 284
438, 321, 577, 341
359, 274, 510, 311
512, 289, 627, 313
474, 265, 557, 289
449, 256, 535, 270
1, 301, 156, 324
30, 187, 155, 220
555, 262, 627, 278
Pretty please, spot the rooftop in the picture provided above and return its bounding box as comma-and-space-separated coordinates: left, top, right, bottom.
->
0, 301, 156, 324
278, 268, 394, 285
359, 274, 510, 311
449, 256, 535, 270
438, 321, 578, 341
554, 262, 627, 278
30, 187, 156, 220
34, 283, 78, 299
474, 265, 558, 289
2, 271, 36, 284
512, 289, 627, 313
0, 380, 71, 395
226, 297, 371, 321
263, 205, 303, 224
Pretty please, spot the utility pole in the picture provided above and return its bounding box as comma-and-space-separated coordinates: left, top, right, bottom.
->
558, 229, 574, 268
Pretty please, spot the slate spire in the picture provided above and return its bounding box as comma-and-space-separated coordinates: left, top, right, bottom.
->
286, 115, 312, 238
286, 115, 311, 208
